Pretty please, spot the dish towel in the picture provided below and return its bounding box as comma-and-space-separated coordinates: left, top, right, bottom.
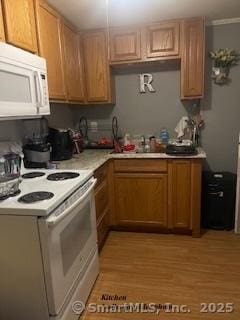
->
175, 116, 189, 138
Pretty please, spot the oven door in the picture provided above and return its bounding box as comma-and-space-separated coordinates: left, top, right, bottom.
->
38, 178, 97, 316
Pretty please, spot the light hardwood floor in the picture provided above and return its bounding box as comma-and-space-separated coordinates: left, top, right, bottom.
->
82, 231, 240, 320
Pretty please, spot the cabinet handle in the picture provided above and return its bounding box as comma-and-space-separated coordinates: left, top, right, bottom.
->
209, 191, 224, 197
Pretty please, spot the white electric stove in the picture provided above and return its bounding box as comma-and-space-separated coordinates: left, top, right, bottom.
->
0, 168, 93, 215
0, 168, 99, 320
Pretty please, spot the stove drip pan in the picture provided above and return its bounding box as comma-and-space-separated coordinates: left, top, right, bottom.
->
47, 172, 80, 181
22, 172, 46, 179
18, 191, 54, 203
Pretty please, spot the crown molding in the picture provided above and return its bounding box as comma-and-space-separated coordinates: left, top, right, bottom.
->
207, 17, 240, 26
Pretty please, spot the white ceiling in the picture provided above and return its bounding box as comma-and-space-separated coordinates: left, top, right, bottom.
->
47, 0, 240, 30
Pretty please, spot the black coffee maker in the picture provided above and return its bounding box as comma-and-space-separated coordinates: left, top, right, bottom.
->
48, 128, 74, 161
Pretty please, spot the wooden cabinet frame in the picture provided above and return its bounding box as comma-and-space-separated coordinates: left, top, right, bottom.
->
94, 162, 111, 250
0, 0, 205, 103
145, 21, 180, 58
94, 158, 202, 250
62, 21, 85, 102
168, 160, 192, 230
110, 27, 141, 62
82, 30, 115, 104
110, 17, 205, 100
114, 172, 168, 228
35, 0, 67, 100
110, 159, 202, 237
180, 17, 205, 99
2, 0, 38, 52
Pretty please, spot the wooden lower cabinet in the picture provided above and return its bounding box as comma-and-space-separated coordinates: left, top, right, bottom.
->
112, 159, 202, 237
93, 158, 202, 251
169, 160, 191, 230
114, 173, 168, 227
97, 209, 109, 251
95, 179, 108, 221
94, 163, 110, 250
167, 160, 202, 236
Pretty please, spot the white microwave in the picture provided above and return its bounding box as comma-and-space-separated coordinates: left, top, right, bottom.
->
0, 42, 50, 119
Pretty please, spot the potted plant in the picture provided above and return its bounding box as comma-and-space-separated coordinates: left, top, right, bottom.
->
210, 49, 240, 84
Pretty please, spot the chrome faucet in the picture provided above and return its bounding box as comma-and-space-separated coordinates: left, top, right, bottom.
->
186, 118, 204, 147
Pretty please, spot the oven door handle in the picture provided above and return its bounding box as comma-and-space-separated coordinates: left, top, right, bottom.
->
46, 178, 97, 227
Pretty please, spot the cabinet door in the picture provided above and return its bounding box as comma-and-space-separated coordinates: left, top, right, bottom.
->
62, 23, 85, 102
115, 173, 168, 227
94, 163, 109, 250
97, 208, 109, 251
95, 179, 109, 221
110, 27, 141, 62
181, 18, 205, 99
170, 160, 191, 229
82, 31, 112, 103
2, 0, 38, 52
0, 1, 5, 42
35, 0, 66, 100
146, 21, 179, 58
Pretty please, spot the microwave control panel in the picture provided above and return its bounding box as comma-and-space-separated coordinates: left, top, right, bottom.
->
41, 73, 49, 106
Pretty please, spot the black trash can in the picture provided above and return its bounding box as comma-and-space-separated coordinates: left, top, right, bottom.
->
202, 171, 237, 230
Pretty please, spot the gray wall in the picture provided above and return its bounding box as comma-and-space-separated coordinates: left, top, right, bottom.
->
0, 23, 239, 173
72, 23, 240, 173
47, 103, 74, 128
201, 23, 240, 173
0, 120, 23, 142
72, 64, 200, 137
0, 103, 73, 144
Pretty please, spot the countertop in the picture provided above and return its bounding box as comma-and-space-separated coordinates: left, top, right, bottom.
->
57, 148, 206, 172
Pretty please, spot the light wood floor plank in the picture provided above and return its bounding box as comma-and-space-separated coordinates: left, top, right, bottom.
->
81, 231, 240, 320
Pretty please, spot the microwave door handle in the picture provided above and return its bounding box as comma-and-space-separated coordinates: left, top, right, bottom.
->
46, 178, 97, 227
37, 72, 44, 108
34, 71, 44, 108
34, 71, 41, 108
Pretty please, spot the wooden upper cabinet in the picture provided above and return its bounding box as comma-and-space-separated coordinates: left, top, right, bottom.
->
181, 17, 205, 99
145, 21, 180, 58
0, 1, 5, 42
110, 27, 141, 62
2, 0, 38, 52
82, 30, 113, 103
62, 23, 85, 102
35, 0, 66, 100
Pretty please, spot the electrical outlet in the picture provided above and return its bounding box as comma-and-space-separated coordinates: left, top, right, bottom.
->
90, 121, 98, 132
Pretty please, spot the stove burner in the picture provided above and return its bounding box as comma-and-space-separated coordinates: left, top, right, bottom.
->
18, 191, 54, 204
22, 172, 46, 179
47, 172, 80, 181
0, 189, 21, 201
